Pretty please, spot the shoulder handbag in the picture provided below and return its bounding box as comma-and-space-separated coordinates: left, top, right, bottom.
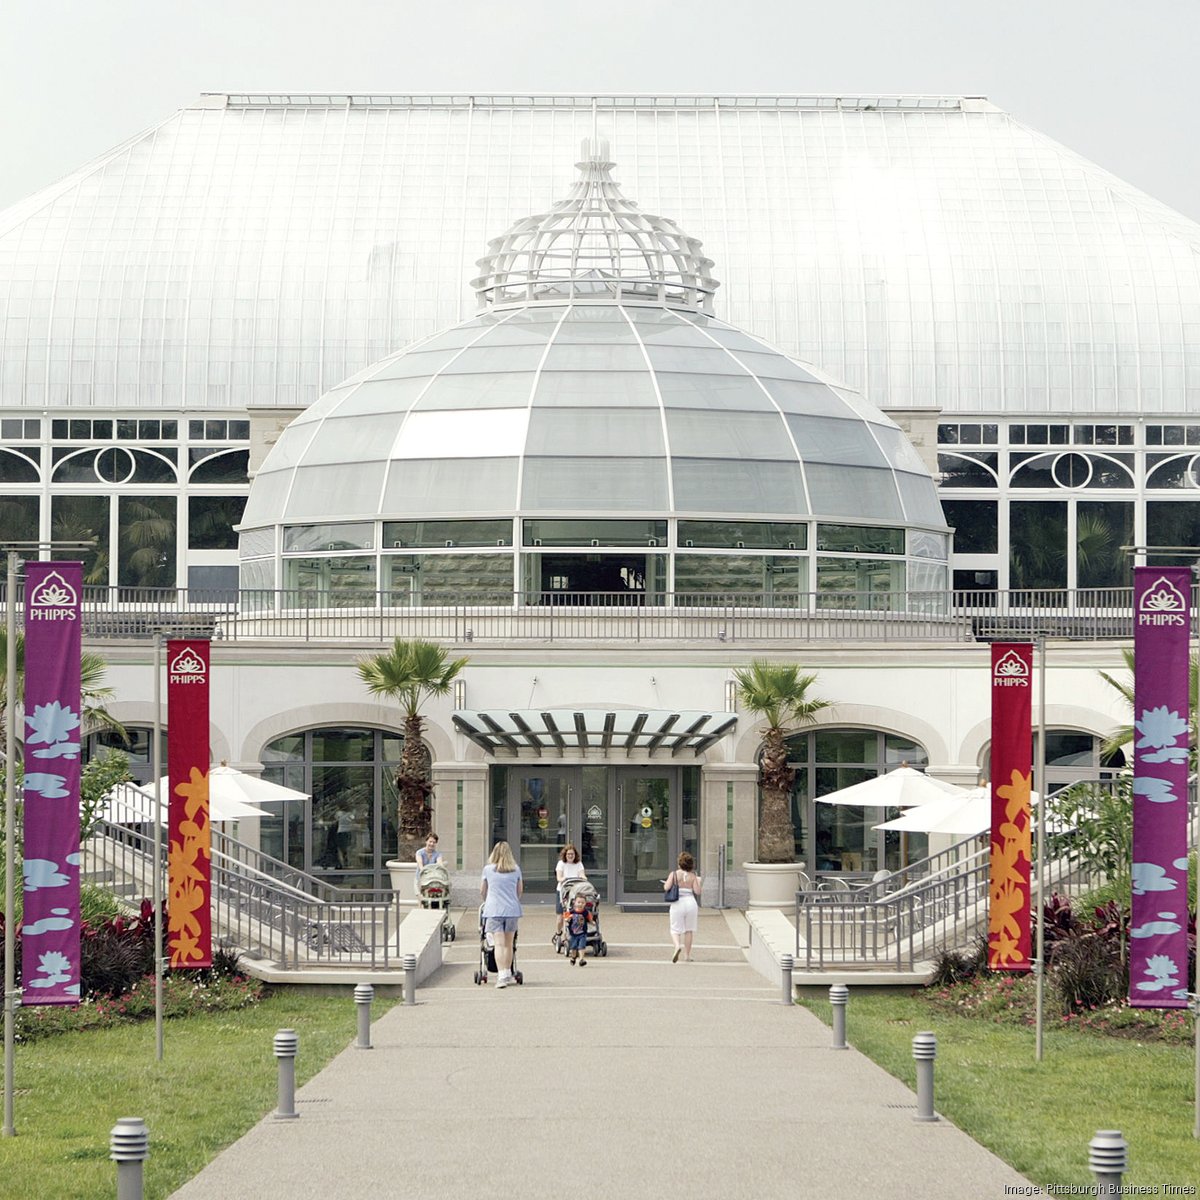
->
663, 873, 680, 903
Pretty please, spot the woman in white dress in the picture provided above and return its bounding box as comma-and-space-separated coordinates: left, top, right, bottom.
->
665, 851, 702, 963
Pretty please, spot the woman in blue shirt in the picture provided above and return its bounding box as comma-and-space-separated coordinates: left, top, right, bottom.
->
480, 841, 523, 989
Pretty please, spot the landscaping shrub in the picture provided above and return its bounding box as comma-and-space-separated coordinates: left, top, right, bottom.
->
1048, 933, 1128, 1013
78, 898, 158, 998
930, 932, 988, 986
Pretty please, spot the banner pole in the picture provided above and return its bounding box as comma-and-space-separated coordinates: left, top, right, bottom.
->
1034, 635, 1047, 1063
3, 551, 18, 1137
152, 632, 164, 1062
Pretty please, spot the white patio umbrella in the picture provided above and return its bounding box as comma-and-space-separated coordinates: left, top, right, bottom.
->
874, 786, 1046, 836
815, 765, 968, 809
100, 780, 270, 824
137, 763, 309, 811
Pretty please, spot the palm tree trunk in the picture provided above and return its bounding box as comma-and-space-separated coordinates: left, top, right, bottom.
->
395, 713, 433, 860
757, 729, 797, 863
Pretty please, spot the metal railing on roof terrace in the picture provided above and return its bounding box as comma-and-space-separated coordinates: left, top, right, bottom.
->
0, 584, 1151, 644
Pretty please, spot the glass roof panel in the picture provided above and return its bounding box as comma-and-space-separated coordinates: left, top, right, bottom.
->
369, 350, 462, 381
895, 472, 947, 525
285, 462, 387, 520
645, 346, 749, 376
532, 370, 658, 407
671, 459, 809, 515
804, 463, 903, 520
381, 458, 520, 514
527, 408, 664, 456
392, 409, 530, 459
785, 414, 889, 467
438, 345, 547, 374
240, 469, 294, 527
521, 457, 669, 510
542, 343, 647, 371
656, 372, 775, 411
665, 410, 794, 460
412, 373, 537, 409
760, 379, 864, 419
300, 414, 409, 465
323, 377, 430, 417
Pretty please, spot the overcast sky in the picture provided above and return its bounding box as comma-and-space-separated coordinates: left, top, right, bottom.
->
3, 0, 1197, 219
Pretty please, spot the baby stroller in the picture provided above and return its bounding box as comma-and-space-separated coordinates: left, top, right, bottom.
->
417, 860, 456, 943
472, 906, 524, 986
553, 877, 607, 958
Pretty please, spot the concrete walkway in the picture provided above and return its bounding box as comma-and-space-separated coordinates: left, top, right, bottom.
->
170, 908, 1032, 1200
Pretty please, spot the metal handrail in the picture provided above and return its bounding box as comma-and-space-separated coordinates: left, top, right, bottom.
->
83, 817, 394, 969
795, 835, 1107, 970
0, 583, 1163, 644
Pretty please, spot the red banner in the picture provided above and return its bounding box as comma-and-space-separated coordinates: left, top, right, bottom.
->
988, 642, 1033, 971
167, 639, 211, 967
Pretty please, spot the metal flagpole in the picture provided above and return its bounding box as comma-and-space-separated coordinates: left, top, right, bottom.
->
3, 551, 19, 1136
1034, 634, 1047, 1063
152, 632, 164, 1061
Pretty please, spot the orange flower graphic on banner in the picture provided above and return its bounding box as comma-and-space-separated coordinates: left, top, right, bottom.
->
168, 767, 211, 966
988, 768, 1032, 967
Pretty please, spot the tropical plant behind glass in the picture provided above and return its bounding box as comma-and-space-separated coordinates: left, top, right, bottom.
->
733, 660, 829, 864
356, 638, 468, 861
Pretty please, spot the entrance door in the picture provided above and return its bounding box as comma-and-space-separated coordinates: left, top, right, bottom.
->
617, 771, 677, 901
506, 769, 580, 896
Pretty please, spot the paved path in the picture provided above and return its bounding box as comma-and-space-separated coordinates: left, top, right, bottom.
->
170, 908, 1032, 1200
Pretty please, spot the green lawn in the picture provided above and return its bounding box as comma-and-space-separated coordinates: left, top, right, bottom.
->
0, 989, 397, 1200
797, 988, 1200, 1190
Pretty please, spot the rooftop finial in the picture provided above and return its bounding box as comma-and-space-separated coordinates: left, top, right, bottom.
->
471, 145, 718, 313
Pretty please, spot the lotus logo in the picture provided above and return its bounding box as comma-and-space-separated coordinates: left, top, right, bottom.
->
169, 648, 207, 677
1139, 578, 1186, 613
994, 651, 1029, 680
30, 572, 77, 608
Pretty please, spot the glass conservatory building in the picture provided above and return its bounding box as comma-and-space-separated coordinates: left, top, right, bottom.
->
238, 140, 948, 608
0, 93, 1193, 889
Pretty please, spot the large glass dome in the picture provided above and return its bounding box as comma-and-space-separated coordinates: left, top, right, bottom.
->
240, 145, 948, 606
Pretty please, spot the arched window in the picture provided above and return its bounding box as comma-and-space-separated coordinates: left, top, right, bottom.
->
83, 727, 166, 786
259, 727, 416, 888
781, 728, 930, 872
980, 729, 1125, 794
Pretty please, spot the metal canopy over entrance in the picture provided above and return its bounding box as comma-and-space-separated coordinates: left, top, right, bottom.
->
453, 709, 735, 758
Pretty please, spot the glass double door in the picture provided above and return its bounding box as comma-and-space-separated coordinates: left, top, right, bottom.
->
504, 767, 680, 903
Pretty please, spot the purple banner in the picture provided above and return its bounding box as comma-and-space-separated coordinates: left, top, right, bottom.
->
1129, 566, 1191, 1008
20, 562, 83, 1006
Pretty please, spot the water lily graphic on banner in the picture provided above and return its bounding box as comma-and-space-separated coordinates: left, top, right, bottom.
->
26, 699, 81, 758
26, 950, 76, 992
1134, 954, 1181, 994
1134, 705, 1188, 763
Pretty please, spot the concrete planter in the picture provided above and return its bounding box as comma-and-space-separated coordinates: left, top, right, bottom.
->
386, 859, 419, 906
742, 861, 805, 908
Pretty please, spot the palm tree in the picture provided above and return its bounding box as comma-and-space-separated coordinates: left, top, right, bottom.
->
733, 661, 830, 863
0, 628, 127, 745
356, 638, 468, 860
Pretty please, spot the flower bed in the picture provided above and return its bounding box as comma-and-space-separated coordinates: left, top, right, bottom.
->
924, 970, 1192, 1044
14, 970, 265, 1042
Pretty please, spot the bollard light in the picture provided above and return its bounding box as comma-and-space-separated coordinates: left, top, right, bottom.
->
354, 983, 375, 1050
829, 983, 849, 1050
779, 954, 794, 1006
110, 1116, 149, 1200
1088, 1129, 1128, 1196
273, 1029, 300, 1120
911, 1031, 939, 1123
403, 953, 417, 1006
